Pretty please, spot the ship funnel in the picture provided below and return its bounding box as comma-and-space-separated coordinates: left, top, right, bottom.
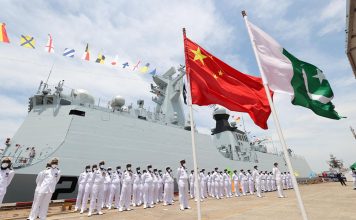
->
212, 106, 236, 135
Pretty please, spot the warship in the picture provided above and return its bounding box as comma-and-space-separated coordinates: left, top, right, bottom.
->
1, 67, 312, 203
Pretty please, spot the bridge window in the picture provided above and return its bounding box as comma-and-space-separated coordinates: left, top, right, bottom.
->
69, 109, 85, 117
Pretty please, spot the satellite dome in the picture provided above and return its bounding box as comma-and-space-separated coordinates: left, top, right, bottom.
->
213, 105, 229, 116
72, 89, 95, 105
111, 96, 125, 108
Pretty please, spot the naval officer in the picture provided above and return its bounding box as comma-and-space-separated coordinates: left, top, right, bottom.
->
118, 164, 133, 212
142, 165, 154, 208
162, 167, 174, 205
75, 165, 90, 211
252, 166, 262, 198
177, 159, 190, 210
107, 166, 122, 209
80, 164, 95, 213
28, 163, 50, 219
0, 157, 15, 206
132, 167, 142, 207
232, 170, 241, 197
28, 158, 60, 220
272, 162, 285, 198
88, 161, 106, 216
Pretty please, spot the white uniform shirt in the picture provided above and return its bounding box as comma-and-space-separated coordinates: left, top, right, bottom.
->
163, 172, 174, 184
252, 169, 260, 182
141, 172, 153, 184
223, 173, 230, 183
232, 173, 239, 182
133, 173, 141, 184
238, 172, 244, 182
272, 167, 281, 180
0, 168, 15, 188
247, 172, 253, 182
37, 168, 61, 194
86, 171, 95, 185
78, 171, 89, 185
177, 167, 188, 181
93, 169, 105, 185
122, 170, 133, 184
111, 171, 121, 185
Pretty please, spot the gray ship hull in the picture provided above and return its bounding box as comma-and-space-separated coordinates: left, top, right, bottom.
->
3, 104, 312, 202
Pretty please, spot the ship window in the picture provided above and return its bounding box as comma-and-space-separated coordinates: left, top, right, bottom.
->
46, 97, 53, 105
35, 96, 44, 105
69, 109, 85, 117
60, 99, 71, 105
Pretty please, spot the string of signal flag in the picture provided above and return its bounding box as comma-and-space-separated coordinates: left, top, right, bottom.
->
0, 23, 156, 75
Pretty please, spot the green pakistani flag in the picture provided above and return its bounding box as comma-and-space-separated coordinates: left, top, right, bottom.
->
248, 20, 343, 119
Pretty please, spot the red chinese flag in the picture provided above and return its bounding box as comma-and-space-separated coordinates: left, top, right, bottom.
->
184, 36, 272, 129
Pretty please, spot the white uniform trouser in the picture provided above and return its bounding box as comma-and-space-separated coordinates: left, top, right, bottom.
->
132, 183, 141, 205
244, 181, 249, 193
214, 181, 220, 198
200, 181, 206, 198
143, 182, 153, 207
89, 183, 104, 213
163, 182, 173, 204
108, 183, 120, 208
158, 183, 163, 201
189, 181, 194, 198
81, 183, 93, 211
255, 181, 262, 197
28, 192, 52, 220
267, 180, 271, 191
224, 181, 229, 197
241, 181, 247, 195
103, 183, 111, 207
234, 181, 241, 196
178, 179, 189, 208
249, 180, 254, 194
119, 182, 132, 209
153, 182, 158, 203
28, 190, 39, 219
288, 179, 293, 189
220, 182, 224, 197
207, 182, 211, 196
261, 180, 265, 191
276, 178, 285, 197
0, 186, 7, 205
210, 182, 215, 197
75, 183, 86, 209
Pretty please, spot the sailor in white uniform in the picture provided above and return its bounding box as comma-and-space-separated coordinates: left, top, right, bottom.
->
0, 157, 15, 206
232, 170, 241, 197
75, 165, 90, 211
103, 167, 112, 208
88, 161, 106, 216
252, 166, 262, 198
200, 169, 207, 198
282, 172, 287, 190
163, 167, 174, 205
211, 168, 219, 199
218, 171, 224, 198
152, 169, 159, 204
260, 171, 266, 192
28, 158, 60, 220
238, 170, 246, 196
287, 172, 293, 189
177, 159, 190, 210
28, 163, 50, 219
118, 164, 133, 212
272, 162, 285, 198
207, 172, 212, 197
247, 170, 254, 195
267, 172, 272, 192
132, 167, 142, 207
157, 170, 164, 202
80, 164, 95, 213
142, 165, 154, 208
107, 166, 122, 209
223, 169, 232, 198
189, 170, 194, 199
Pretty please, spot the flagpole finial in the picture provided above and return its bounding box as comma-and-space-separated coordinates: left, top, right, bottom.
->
241, 10, 247, 17
183, 28, 186, 38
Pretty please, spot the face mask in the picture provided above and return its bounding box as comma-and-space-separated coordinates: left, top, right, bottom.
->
148, 168, 152, 172
117, 169, 121, 172
100, 165, 104, 169
1, 163, 8, 168
93, 168, 98, 171
127, 168, 131, 171
51, 164, 58, 169
108, 170, 112, 174
86, 169, 90, 172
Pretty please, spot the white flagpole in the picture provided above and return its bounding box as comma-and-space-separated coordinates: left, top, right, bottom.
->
242, 11, 309, 220
183, 28, 202, 220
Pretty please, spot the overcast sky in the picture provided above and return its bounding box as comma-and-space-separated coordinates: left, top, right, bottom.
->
0, 0, 355, 172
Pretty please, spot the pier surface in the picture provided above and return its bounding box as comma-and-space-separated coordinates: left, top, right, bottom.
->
1, 182, 355, 220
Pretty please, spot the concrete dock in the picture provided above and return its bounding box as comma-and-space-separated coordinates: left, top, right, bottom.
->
1, 182, 355, 220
